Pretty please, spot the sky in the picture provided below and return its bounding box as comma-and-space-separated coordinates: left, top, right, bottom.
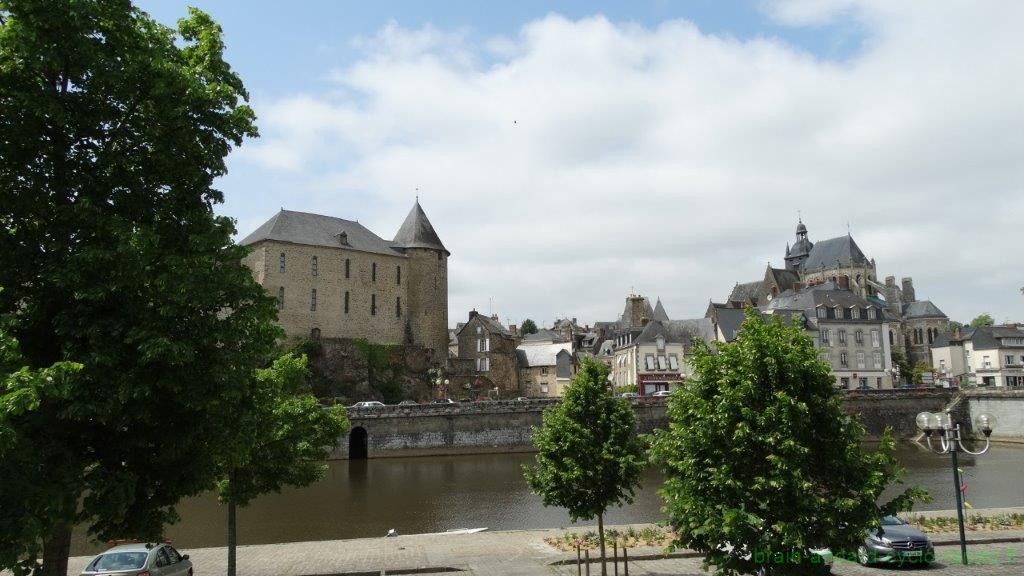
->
138, 0, 1023, 329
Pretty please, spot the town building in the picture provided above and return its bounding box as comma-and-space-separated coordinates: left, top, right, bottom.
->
931, 325, 1024, 388
451, 310, 521, 397
240, 201, 449, 361
724, 219, 949, 373
516, 342, 574, 398
609, 318, 714, 395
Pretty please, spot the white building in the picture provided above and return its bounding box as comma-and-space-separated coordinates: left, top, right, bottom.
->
931, 325, 1024, 388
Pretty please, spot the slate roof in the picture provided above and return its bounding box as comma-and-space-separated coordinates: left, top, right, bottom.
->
764, 281, 882, 320
455, 314, 513, 337
635, 318, 715, 346
902, 300, 948, 319
652, 298, 670, 322
962, 325, 1024, 350
522, 329, 567, 344
240, 210, 405, 256
728, 281, 764, 305
619, 297, 656, 325
517, 342, 572, 368
714, 307, 748, 342
768, 267, 800, 291
392, 201, 449, 254
801, 235, 870, 271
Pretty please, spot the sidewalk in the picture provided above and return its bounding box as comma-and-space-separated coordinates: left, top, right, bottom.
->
62, 522, 1024, 576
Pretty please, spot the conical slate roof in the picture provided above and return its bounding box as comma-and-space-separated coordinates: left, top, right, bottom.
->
652, 298, 670, 322
393, 201, 448, 254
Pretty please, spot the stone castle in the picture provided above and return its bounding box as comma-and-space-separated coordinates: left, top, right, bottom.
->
240, 201, 449, 361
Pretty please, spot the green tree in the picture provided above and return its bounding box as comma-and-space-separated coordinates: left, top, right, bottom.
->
948, 320, 964, 333
890, 351, 911, 385
970, 313, 995, 328
519, 319, 539, 335
911, 361, 933, 386
524, 358, 644, 576
651, 309, 926, 576
218, 353, 349, 576
0, 3, 275, 574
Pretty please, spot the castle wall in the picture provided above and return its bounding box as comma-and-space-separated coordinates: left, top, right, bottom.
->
404, 248, 449, 358
248, 240, 408, 344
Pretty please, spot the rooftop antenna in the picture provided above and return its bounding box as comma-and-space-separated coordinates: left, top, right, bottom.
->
489, 296, 493, 317
415, 186, 419, 203
797, 209, 802, 222
847, 221, 851, 236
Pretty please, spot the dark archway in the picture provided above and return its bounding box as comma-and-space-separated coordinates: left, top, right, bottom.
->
349, 426, 368, 460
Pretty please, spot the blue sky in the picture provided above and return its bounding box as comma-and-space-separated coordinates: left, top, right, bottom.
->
134, 1, 1023, 327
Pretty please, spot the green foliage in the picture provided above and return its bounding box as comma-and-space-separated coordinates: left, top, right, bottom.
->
520, 319, 539, 335
217, 353, 349, 506
650, 308, 927, 576
911, 361, 933, 386
524, 358, 645, 573
948, 320, 964, 333
890, 351, 911, 384
970, 313, 995, 328
0, 2, 274, 573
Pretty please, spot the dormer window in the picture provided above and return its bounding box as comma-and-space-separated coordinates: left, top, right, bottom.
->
833, 306, 842, 319
817, 307, 826, 319
335, 230, 349, 246
656, 336, 665, 351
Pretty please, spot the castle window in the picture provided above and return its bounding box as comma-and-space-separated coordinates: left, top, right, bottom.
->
311, 256, 318, 277
396, 296, 401, 318
371, 294, 376, 316
927, 329, 934, 344
279, 252, 286, 273
345, 259, 351, 278
311, 328, 321, 343
396, 266, 401, 285
889, 330, 894, 346
438, 252, 442, 261
310, 289, 317, 312
344, 291, 350, 314
278, 287, 284, 309
372, 262, 377, 282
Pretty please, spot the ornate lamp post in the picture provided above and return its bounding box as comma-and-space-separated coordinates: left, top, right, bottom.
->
915, 410, 996, 565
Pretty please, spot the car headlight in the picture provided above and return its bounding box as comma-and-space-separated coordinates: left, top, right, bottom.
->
867, 534, 891, 545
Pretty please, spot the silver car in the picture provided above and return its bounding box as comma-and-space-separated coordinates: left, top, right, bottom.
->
80, 543, 192, 576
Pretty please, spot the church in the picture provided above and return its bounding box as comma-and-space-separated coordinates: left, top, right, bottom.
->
724, 219, 949, 372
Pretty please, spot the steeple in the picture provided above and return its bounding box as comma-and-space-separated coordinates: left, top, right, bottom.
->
393, 200, 448, 254
652, 298, 670, 322
785, 216, 814, 272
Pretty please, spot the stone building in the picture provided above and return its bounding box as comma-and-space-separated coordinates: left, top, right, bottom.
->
452, 310, 521, 396
609, 318, 714, 395
725, 219, 949, 373
516, 342, 574, 398
240, 201, 449, 360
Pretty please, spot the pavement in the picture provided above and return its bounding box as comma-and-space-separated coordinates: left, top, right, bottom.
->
59, 522, 1024, 576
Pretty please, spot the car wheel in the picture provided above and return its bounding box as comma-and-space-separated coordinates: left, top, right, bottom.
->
857, 546, 871, 566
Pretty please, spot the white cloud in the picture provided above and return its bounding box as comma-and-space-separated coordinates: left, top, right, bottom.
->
235, 4, 1024, 327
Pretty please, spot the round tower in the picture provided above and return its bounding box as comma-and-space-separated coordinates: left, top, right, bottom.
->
393, 201, 449, 361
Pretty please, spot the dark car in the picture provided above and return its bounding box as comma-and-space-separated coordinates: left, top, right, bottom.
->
857, 515, 934, 566
81, 543, 192, 576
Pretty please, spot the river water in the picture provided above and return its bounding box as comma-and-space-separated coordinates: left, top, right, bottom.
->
70, 443, 1024, 556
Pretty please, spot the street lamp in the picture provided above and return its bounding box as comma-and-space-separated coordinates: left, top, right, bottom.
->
915, 410, 996, 565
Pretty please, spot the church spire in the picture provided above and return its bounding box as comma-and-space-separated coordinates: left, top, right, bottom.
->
393, 200, 448, 254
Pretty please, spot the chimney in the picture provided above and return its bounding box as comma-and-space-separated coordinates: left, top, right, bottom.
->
572, 317, 577, 325
469, 309, 478, 319
837, 275, 850, 291
491, 313, 499, 321
509, 324, 517, 334
901, 277, 916, 303
627, 295, 646, 328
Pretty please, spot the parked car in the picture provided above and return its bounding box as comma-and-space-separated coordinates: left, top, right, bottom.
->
619, 392, 638, 398
857, 515, 934, 566
514, 396, 529, 401
432, 398, 456, 404
81, 543, 192, 576
349, 401, 386, 408
651, 390, 672, 397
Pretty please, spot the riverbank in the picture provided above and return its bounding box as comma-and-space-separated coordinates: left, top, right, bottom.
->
59, 508, 1024, 576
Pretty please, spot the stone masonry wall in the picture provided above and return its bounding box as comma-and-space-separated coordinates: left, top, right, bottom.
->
964, 389, 1024, 440
337, 391, 971, 459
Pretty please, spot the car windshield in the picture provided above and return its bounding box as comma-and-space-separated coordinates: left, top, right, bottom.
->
881, 515, 905, 526
89, 552, 148, 571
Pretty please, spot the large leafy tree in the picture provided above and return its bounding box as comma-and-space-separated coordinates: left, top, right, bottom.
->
524, 358, 644, 576
970, 313, 995, 328
519, 319, 538, 336
0, 2, 279, 574
218, 353, 349, 576
651, 309, 926, 576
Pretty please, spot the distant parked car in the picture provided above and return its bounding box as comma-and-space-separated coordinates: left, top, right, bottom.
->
81, 543, 192, 576
857, 515, 934, 566
514, 396, 529, 401
349, 401, 386, 408
397, 400, 419, 406
619, 392, 638, 398
432, 398, 456, 404
651, 390, 672, 397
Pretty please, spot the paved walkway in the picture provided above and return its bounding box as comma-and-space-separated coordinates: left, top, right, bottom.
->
61, 521, 1024, 576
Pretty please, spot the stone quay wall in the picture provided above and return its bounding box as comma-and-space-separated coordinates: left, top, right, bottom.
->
336, 390, 983, 459
964, 389, 1024, 441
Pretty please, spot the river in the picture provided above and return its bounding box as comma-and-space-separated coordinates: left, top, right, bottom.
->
70, 443, 1024, 556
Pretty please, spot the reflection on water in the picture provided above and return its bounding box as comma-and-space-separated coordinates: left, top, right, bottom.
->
70, 443, 1024, 556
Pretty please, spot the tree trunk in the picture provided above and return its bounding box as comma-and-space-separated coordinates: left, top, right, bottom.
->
597, 512, 607, 576
227, 501, 237, 576
41, 523, 72, 576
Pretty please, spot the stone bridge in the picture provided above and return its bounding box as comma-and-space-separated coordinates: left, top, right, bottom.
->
334, 389, 1023, 459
